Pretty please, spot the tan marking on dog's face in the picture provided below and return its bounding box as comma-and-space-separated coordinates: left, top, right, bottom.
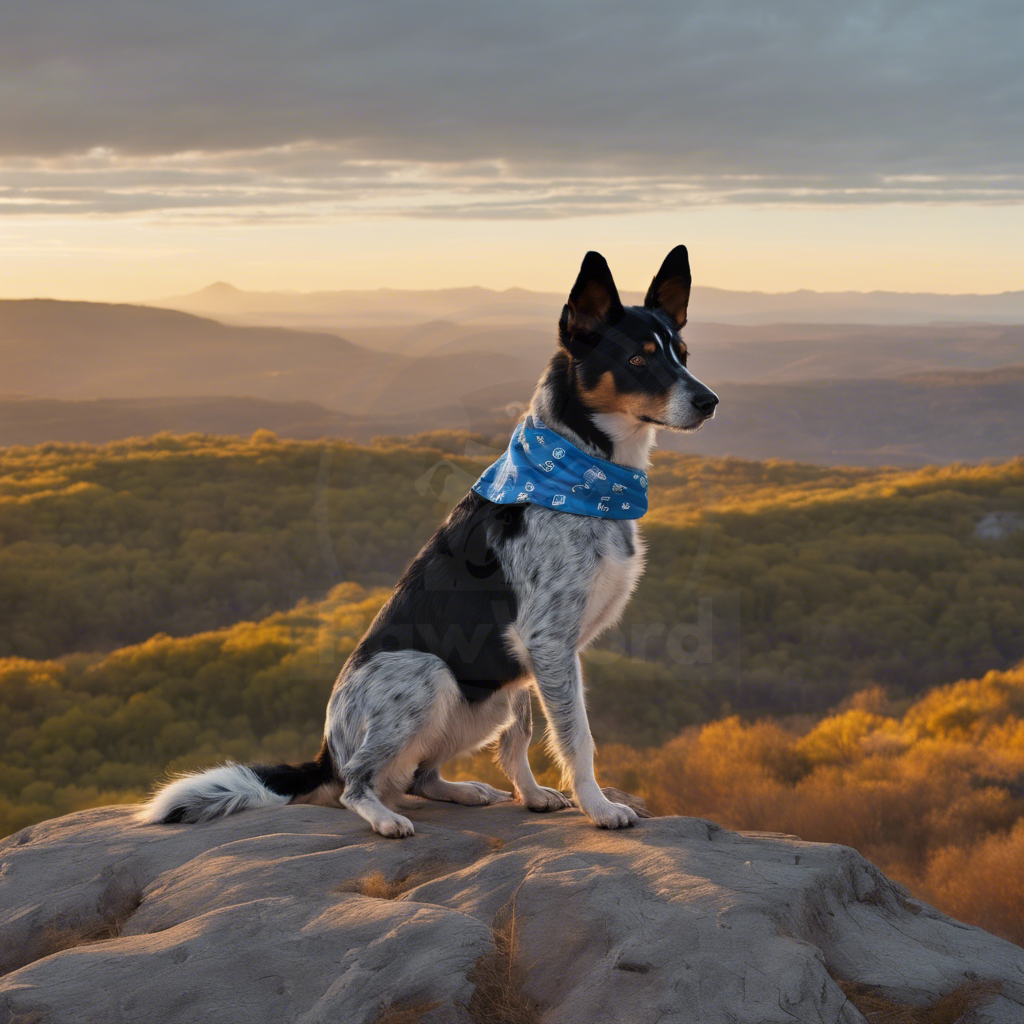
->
643, 342, 657, 354
620, 389, 671, 422
578, 371, 620, 413
579, 370, 670, 422
678, 338, 688, 361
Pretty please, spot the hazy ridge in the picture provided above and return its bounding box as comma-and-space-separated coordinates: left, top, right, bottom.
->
157, 280, 1024, 328
3, 297, 1023, 465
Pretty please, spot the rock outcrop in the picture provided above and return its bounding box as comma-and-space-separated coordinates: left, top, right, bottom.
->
1, 795, 1022, 1023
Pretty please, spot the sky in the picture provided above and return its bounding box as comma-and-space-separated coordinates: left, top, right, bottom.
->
1, 0, 1022, 299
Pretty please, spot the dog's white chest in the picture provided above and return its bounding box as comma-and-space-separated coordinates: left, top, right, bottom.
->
578, 528, 646, 648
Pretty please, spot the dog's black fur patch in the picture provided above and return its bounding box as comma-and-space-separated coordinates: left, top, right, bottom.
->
348, 492, 527, 702
252, 740, 335, 796
538, 349, 617, 457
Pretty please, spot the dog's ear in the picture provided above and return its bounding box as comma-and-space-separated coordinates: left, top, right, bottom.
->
644, 245, 691, 329
559, 251, 623, 353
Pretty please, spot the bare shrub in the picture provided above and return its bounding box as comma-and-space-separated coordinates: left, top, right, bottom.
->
336, 861, 453, 901
466, 897, 540, 1024
838, 980, 1001, 1024
370, 999, 443, 1024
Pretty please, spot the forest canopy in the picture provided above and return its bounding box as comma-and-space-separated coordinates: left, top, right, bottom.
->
1, 434, 1021, 715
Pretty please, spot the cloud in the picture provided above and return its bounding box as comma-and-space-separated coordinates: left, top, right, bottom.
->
1, 1, 1020, 217
2, 145, 1022, 222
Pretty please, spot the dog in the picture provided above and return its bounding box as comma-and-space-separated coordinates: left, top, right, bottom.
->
142, 246, 719, 837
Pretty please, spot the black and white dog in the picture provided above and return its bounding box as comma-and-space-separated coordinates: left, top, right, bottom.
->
143, 247, 718, 837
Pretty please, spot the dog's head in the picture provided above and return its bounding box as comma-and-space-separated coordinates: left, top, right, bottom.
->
557, 247, 718, 433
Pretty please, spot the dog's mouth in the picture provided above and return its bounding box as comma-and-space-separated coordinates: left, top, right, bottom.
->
639, 411, 714, 433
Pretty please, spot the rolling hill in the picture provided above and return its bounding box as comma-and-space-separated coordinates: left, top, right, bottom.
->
2, 298, 1023, 465
3, 368, 1022, 467
7, 299, 1024, 397
0, 299, 537, 417
678, 366, 1024, 466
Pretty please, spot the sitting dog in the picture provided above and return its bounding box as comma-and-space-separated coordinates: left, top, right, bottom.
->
143, 246, 719, 837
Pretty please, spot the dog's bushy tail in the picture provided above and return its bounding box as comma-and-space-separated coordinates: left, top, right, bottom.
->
140, 743, 335, 825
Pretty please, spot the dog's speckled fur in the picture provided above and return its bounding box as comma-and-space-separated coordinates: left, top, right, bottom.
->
142, 247, 718, 836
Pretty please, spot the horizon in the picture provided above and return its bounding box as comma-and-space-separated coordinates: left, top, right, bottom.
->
2, 206, 1022, 302
2, 275, 1023, 306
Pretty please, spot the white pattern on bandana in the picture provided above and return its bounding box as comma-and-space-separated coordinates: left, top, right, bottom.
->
471, 415, 649, 521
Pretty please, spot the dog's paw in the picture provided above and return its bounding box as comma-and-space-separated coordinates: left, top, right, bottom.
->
584, 798, 639, 830
412, 778, 513, 806
521, 786, 572, 812
374, 812, 416, 838
461, 781, 514, 806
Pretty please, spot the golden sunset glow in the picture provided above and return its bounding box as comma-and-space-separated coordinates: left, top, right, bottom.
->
2, 201, 1022, 301
2, 2, 1020, 301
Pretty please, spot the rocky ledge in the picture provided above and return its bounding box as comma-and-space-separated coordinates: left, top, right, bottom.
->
1, 793, 1022, 1024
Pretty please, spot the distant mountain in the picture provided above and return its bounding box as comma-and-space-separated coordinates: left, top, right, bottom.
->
156, 281, 1024, 330
692, 287, 1024, 326
158, 282, 561, 330
0, 299, 378, 402
689, 322, 1024, 383
0, 299, 538, 418
6, 301, 1024, 398
4, 368, 1022, 468
668, 366, 1024, 466
3, 298, 1023, 465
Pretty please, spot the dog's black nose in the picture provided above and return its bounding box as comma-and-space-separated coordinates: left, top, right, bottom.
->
692, 391, 719, 416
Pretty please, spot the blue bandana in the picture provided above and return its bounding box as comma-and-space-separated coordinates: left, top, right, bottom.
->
472, 415, 649, 520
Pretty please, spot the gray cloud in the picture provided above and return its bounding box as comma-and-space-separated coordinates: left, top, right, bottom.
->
1, 0, 1021, 209
2, 147, 1022, 221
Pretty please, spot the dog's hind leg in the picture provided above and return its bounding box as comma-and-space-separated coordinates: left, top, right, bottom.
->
408, 687, 521, 805
496, 687, 570, 812
326, 650, 461, 838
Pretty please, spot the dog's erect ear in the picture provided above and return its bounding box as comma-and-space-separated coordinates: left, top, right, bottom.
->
560, 251, 623, 344
644, 245, 691, 329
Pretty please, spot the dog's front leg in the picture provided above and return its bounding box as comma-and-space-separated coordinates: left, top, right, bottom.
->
497, 687, 571, 811
529, 649, 638, 830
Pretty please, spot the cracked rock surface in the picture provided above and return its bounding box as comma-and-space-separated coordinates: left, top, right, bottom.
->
1, 799, 1022, 1023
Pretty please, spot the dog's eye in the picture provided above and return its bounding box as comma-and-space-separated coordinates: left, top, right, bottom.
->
629, 355, 647, 366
